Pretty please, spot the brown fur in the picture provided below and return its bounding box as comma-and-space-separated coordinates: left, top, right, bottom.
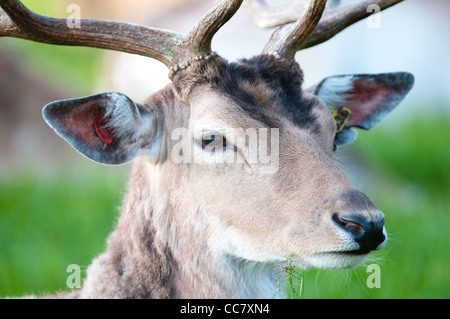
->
52, 55, 385, 298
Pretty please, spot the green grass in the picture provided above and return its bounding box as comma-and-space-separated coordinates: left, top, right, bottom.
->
0, 165, 127, 297
0, 113, 449, 298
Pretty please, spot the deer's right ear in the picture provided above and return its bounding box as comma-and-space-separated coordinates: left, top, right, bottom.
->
309, 72, 414, 145
43, 92, 165, 165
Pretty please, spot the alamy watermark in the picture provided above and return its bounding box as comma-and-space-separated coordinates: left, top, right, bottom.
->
170, 127, 280, 175
65, 262, 382, 290
367, 4, 381, 29
66, 264, 81, 289
66, 4, 81, 29
366, 263, 381, 288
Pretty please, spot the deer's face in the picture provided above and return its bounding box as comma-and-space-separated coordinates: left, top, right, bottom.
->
43, 54, 413, 269
164, 55, 388, 268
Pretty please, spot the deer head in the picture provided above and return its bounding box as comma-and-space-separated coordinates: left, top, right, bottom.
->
1, 0, 413, 298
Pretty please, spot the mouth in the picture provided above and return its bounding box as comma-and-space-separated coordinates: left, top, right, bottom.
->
337, 248, 373, 256
302, 251, 370, 269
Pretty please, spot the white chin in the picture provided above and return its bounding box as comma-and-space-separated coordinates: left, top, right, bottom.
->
302, 252, 370, 269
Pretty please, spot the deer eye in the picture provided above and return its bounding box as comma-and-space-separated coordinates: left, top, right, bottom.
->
201, 134, 227, 151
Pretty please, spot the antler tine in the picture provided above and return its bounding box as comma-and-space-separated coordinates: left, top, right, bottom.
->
299, 0, 403, 50
263, 0, 327, 59
252, 0, 404, 54
185, 0, 244, 56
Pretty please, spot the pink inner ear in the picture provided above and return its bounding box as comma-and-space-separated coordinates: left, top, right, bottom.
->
64, 101, 106, 145
344, 79, 390, 127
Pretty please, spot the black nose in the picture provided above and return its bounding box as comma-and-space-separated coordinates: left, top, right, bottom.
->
332, 213, 386, 254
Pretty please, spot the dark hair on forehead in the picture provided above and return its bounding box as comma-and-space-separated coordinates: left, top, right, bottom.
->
172, 54, 320, 131
230, 54, 304, 91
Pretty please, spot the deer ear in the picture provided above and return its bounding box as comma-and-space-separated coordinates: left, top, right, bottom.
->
312, 72, 414, 145
43, 92, 164, 165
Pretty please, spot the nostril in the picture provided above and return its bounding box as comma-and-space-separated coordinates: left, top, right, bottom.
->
332, 212, 386, 254
332, 213, 365, 235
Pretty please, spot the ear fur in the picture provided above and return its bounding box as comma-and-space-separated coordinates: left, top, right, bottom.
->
43, 92, 164, 165
312, 72, 414, 145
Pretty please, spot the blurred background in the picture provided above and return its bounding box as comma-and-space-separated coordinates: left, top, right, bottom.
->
0, 0, 448, 298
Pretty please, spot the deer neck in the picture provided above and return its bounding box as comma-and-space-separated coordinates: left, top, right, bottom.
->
104, 158, 281, 299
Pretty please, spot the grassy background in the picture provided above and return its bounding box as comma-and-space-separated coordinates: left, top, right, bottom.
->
0, 165, 127, 297
1, 0, 103, 94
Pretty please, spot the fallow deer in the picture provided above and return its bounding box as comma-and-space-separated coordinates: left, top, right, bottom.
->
0, 0, 413, 298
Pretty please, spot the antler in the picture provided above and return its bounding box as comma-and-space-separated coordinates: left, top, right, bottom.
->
250, 0, 404, 58
262, 0, 326, 58
299, 0, 403, 50
0, 0, 243, 69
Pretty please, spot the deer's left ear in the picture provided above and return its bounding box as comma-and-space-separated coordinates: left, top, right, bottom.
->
43, 92, 165, 165
311, 72, 414, 145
